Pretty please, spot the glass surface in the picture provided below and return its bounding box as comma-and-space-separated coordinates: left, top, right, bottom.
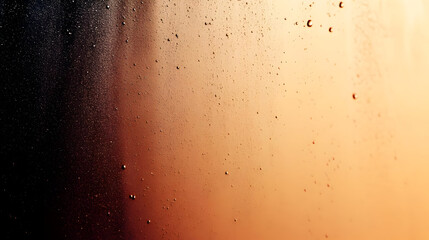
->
2, 1, 429, 239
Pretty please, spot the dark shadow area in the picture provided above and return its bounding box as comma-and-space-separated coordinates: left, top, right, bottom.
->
1, 1, 125, 239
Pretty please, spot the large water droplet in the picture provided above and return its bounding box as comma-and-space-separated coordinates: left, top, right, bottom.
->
307, 20, 313, 27
339, 1, 344, 8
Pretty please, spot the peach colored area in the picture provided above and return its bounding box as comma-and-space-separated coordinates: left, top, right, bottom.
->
117, 1, 429, 239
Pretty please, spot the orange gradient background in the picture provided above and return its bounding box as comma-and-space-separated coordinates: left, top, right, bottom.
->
113, 0, 429, 239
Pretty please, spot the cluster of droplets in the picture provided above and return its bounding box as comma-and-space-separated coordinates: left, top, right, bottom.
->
120, 163, 154, 225
306, 1, 344, 32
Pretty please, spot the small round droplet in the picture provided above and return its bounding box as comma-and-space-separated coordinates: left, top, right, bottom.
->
307, 20, 313, 27
329, 27, 333, 32
106, 5, 110, 9
129, 194, 136, 200
176, 66, 180, 69
339, 1, 344, 8
225, 171, 229, 175
122, 21, 126, 25
121, 165, 126, 170
352, 93, 357, 100
234, 218, 238, 222
147, 220, 151, 224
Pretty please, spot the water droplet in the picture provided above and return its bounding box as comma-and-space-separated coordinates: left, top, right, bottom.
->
129, 194, 136, 200
234, 218, 238, 222
225, 171, 229, 175
147, 220, 151, 224
107, 211, 111, 216
339, 1, 344, 8
122, 21, 126, 25
122, 165, 126, 170
106, 5, 110, 9
307, 20, 313, 27
176, 66, 180, 69
352, 93, 357, 100
329, 27, 333, 32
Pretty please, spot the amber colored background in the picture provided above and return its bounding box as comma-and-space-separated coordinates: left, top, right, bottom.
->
113, 0, 429, 239
2, 0, 429, 239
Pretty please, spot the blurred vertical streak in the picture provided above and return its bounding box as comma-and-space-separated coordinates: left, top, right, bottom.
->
0, 1, 152, 239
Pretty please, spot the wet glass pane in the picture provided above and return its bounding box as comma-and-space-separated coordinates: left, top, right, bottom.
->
2, 1, 429, 239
